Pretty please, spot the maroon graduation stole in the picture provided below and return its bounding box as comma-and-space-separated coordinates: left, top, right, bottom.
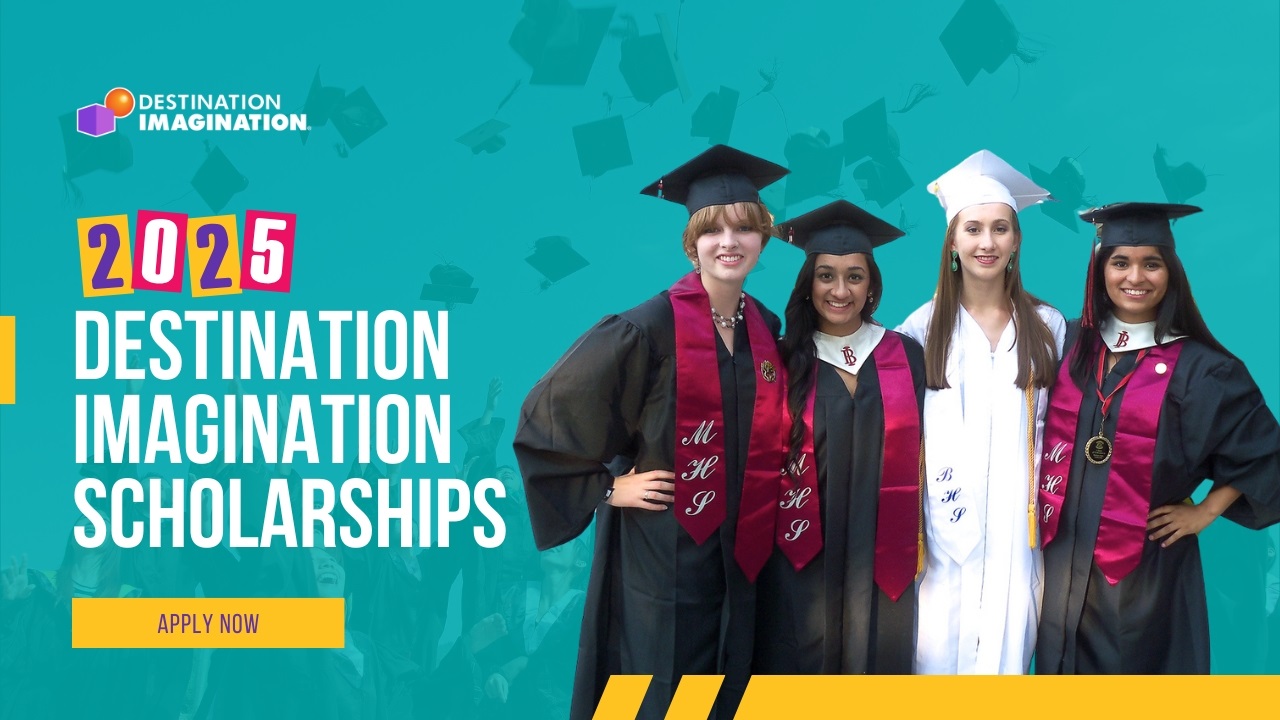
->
777, 370, 822, 571
670, 272, 786, 582
781, 331, 922, 600
1039, 336, 1183, 584
871, 332, 924, 601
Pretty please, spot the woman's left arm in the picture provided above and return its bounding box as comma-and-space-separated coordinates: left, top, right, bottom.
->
1147, 486, 1244, 547
1148, 357, 1280, 544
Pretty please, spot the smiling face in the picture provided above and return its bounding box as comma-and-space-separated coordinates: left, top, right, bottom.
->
811, 253, 871, 335
311, 548, 347, 599
951, 202, 1019, 283
690, 203, 764, 288
1103, 245, 1169, 323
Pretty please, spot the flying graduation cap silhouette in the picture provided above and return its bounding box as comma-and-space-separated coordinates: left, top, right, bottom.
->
618, 15, 689, 105
852, 157, 915, 208
572, 115, 632, 177
59, 111, 133, 180
420, 263, 480, 306
457, 119, 510, 155
842, 98, 901, 166
690, 86, 739, 146
330, 87, 387, 149
783, 128, 844, 207
509, 0, 616, 86
1029, 156, 1088, 232
191, 147, 249, 212
525, 236, 589, 285
938, 0, 1026, 85
1152, 145, 1207, 205
300, 68, 345, 145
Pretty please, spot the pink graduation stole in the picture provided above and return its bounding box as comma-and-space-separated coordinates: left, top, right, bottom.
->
670, 272, 787, 582
780, 330, 922, 600
1039, 336, 1183, 583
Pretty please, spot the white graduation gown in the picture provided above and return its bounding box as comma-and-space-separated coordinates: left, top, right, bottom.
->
897, 300, 1065, 674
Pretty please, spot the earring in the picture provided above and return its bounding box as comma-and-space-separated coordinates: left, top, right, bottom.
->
1007, 249, 1016, 273
950, 250, 959, 272
867, 293, 875, 304
694, 262, 702, 274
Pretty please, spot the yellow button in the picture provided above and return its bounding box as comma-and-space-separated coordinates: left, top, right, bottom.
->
72, 598, 345, 648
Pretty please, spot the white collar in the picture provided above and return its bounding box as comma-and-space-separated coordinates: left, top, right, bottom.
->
1098, 315, 1183, 352
813, 324, 885, 376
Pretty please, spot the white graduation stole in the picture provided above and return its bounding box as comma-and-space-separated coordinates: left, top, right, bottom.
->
813, 323, 885, 375
1099, 315, 1184, 352
922, 311, 1023, 564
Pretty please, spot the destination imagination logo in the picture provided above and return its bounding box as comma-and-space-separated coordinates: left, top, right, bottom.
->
77, 87, 307, 136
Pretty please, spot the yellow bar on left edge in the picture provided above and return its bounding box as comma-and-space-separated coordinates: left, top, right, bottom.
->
0, 316, 14, 404
72, 598, 345, 648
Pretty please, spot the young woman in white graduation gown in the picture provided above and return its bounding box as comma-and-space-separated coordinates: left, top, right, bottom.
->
897, 150, 1065, 674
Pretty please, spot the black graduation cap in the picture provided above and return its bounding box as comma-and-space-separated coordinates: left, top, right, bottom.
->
1029, 157, 1087, 232
842, 98, 900, 166
509, 0, 615, 86
421, 264, 480, 305
330, 87, 387, 149
456, 119, 509, 154
191, 147, 248, 212
572, 115, 632, 177
639, 144, 788, 215
776, 199, 906, 256
300, 68, 345, 145
1153, 145, 1207, 205
852, 156, 914, 208
1078, 202, 1201, 249
939, 0, 1022, 85
783, 128, 844, 207
690, 86, 738, 146
618, 16, 689, 105
60, 111, 133, 179
525, 236, 589, 283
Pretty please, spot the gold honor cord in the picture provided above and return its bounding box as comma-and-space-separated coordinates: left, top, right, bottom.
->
917, 437, 926, 575
1025, 381, 1037, 549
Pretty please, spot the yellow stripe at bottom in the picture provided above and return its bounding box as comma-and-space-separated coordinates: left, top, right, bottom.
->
735, 676, 1275, 719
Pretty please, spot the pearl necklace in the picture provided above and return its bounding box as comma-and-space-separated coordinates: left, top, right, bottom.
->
711, 293, 746, 329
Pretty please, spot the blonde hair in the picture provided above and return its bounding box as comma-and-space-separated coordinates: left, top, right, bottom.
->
681, 201, 774, 261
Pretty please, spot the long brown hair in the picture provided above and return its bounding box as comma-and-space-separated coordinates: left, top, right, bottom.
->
1068, 244, 1233, 388
924, 212, 1058, 390
781, 252, 884, 469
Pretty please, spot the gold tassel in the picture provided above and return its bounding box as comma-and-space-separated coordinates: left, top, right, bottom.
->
917, 435, 926, 576
1026, 382, 1038, 549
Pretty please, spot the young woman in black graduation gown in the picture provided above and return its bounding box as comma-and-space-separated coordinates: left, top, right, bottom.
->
753, 200, 924, 674
514, 146, 791, 719
1036, 202, 1280, 673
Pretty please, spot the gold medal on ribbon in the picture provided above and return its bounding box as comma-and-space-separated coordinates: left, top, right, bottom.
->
1084, 433, 1113, 465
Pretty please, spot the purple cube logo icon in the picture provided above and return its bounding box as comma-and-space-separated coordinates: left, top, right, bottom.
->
77, 103, 117, 137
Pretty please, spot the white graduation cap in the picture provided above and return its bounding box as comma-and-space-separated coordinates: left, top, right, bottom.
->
928, 149, 1051, 223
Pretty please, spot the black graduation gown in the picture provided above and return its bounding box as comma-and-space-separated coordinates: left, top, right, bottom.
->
1037, 322, 1280, 674
0, 572, 148, 720
513, 291, 781, 720
472, 583, 586, 720
753, 332, 924, 675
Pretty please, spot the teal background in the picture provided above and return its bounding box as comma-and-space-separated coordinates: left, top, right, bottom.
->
2, 1, 1277, 716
